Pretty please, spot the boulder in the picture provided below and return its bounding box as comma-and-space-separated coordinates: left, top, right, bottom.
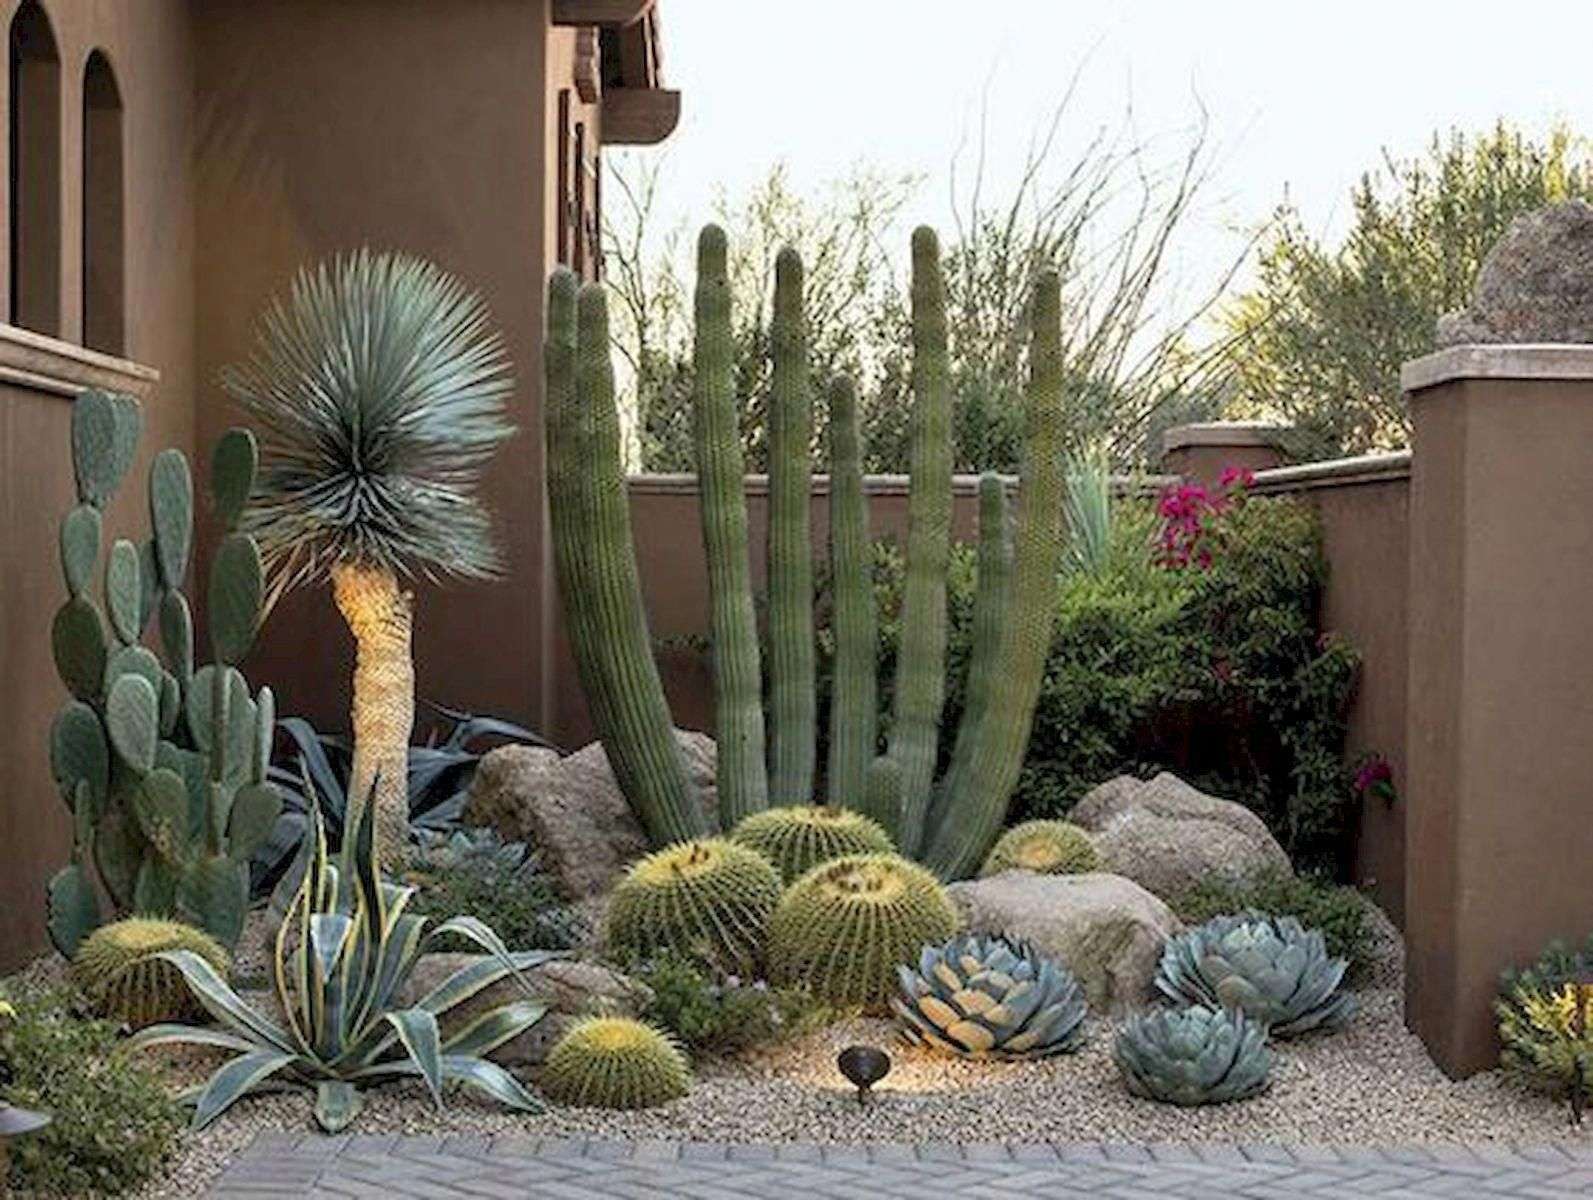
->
398, 954, 652, 1067
947, 871, 1180, 1014
1069, 771, 1291, 900
1436, 200, 1593, 346
465, 729, 718, 900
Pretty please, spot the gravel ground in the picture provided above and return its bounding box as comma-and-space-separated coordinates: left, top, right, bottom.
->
115, 904, 1586, 1198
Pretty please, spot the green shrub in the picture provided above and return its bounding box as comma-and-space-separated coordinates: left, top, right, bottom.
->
1496, 935, 1593, 1095
0, 985, 182, 1196
404, 827, 585, 953
634, 952, 831, 1057
816, 491, 1360, 871
1172, 868, 1372, 974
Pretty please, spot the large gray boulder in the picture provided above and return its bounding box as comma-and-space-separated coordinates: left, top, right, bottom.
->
398, 954, 652, 1067
1436, 200, 1593, 346
465, 729, 718, 900
1069, 772, 1291, 900
947, 871, 1181, 1014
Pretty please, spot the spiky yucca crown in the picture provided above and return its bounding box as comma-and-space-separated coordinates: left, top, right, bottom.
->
768, 853, 959, 1011
541, 1016, 691, 1109
729, 805, 894, 884
605, 838, 782, 974
223, 248, 515, 589
980, 820, 1101, 878
70, 917, 229, 1028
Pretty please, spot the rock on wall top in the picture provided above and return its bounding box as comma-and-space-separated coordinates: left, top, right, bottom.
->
1437, 200, 1593, 346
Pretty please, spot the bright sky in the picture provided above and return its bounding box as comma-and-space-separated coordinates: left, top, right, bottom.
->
620, 0, 1590, 296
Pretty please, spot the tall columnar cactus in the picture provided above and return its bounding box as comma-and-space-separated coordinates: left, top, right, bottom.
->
540, 226, 1072, 880
766, 247, 816, 804
690, 227, 767, 826
824, 375, 875, 807
924, 271, 1067, 879
878, 227, 953, 856
544, 271, 710, 846
46, 391, 282, 956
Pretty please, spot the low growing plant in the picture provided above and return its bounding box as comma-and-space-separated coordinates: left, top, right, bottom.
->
130, 793, 555, 1131
0, 984, 182, 1196
405, 827, 586, 953
541, 1016, 691, 1110
1172, 868, 1372, 974
634, 952, 831, 1057
1496, 935, 1593, 1097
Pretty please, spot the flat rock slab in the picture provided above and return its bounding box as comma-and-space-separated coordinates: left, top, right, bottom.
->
209, 1133, 1593, 1198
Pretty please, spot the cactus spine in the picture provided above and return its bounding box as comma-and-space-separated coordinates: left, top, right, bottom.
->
924, 271, 1067, 879
766, 247, 816, 804
825, 375, 876, 807
45, 392, 280, 956
691, 227, 767, 826
879, 227, 953, 855
544, 271, 709, 846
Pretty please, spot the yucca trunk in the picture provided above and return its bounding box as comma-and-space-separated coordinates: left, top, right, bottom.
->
332, 562, 413, 869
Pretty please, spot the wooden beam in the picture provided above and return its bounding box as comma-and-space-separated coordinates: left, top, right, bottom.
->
599, 87, 680, 146
552, 0, 655, 27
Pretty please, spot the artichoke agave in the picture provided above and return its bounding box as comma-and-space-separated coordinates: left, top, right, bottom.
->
1156, 913, 1356, 1037
130, 791, 554, 1131
1113, 1004, 1272, 1106
892, 933, 1087, 1059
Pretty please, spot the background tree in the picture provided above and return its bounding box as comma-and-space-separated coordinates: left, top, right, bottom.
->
606, 94, 1243, 473
225, 250, 514, 866
1224, 124, 1592, 459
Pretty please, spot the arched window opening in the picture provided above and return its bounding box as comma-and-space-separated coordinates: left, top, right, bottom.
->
82, 50, 122, 354
9, 0, 61, 335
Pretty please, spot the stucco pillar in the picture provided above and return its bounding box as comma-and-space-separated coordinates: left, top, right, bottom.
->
1401, 344, 1593, 1077
1160, 422, 1290, 484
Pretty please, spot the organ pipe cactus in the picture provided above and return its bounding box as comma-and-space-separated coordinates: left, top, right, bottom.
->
893, 933, 1087, 1060
46, 390, 282, 956
539, 225, 1069, 879
824, 375, 876, 807
766, 247, 817, 805
690, 228, 767, 826
546, 272, 711, 846
1113, 1005, 1273, 1106
1156, 914, 1358, 1037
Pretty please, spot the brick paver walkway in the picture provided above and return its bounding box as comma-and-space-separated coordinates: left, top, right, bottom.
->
208, 1132, 1593, 1198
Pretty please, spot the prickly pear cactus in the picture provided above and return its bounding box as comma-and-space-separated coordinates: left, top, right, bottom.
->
45, 390, 282, 956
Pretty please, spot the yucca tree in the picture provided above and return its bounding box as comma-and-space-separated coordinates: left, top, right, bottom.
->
223, 250, 514, 867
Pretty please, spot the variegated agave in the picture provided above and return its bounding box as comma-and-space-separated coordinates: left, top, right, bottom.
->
129, 789, 554, 1131
892, 933, 1087, 1059
1156, 913, 1356, 1037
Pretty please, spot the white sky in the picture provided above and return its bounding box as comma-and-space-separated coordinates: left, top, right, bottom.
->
623, 0, 1591, 296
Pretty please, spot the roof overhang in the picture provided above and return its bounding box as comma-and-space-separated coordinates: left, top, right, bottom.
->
556, 0, 680, 146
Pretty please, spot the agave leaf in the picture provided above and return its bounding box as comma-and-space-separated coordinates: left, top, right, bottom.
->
310, 914, 354, 984
189, 1050, 299, 1130
156, 949, 294, 1053
313, 1080, 362, 1134
440, 1000, 548, 1060
128, 1024, 269, 1056
386, 1008, 444, 1109
356, 1054, 544, 1114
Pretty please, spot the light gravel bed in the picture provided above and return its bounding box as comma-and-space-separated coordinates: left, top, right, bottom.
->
126, 905, 1586, 1198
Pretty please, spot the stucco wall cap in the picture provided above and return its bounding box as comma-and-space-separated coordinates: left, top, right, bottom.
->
1401, 343, 1593, 394
1161, 421, 1290, 454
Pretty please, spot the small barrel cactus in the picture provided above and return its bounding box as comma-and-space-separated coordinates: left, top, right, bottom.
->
892, 933, 1086, 1059
1113, 1004, 1272, 1106
70, 917, 229, 1028
541, 1016, 691, 1109
605, 838, 782, 974
768, 853, 959, 1010
1157, 913, 1357, 1037
729, 805, 894, 884
979, 820, 1100, 877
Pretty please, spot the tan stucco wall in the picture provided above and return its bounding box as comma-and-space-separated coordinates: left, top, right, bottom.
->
190, 0, 593, 742
0, 0, 195, 968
